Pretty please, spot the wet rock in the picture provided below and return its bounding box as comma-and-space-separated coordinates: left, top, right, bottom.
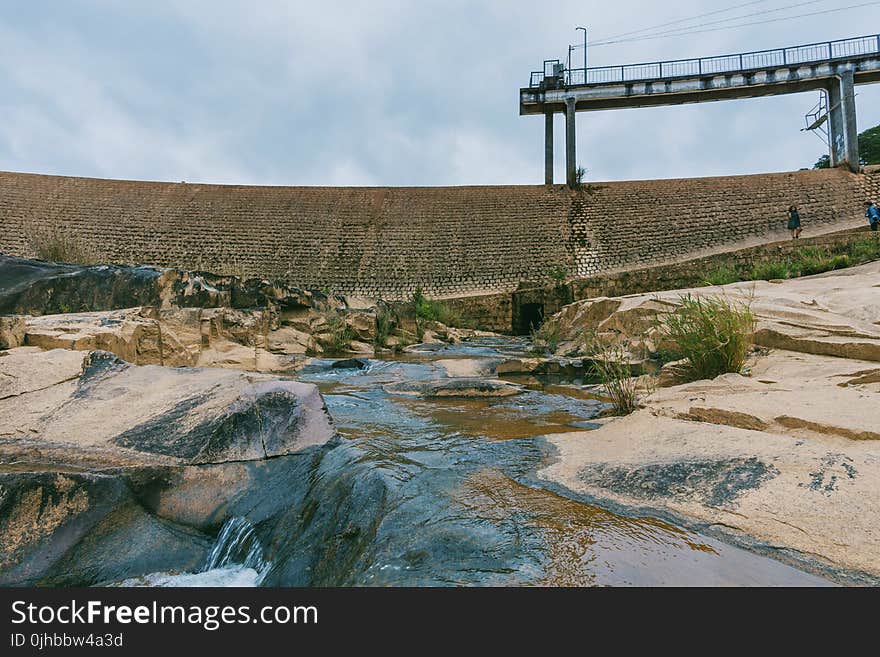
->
0, 470, 211, 586
332, 358, 369, 370
495, 358, 543, 375
384, 378, 523, 398
0, 344, 338, 586
437, 358, 500, 378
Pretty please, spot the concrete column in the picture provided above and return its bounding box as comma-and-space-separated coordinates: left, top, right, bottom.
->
565, 97, 577, 187
840, 69, 860, 172
544, 110, 554, 185
827, 84, 844, 168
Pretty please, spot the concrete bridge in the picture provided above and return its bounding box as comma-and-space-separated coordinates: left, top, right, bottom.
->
522, 34, 880, 184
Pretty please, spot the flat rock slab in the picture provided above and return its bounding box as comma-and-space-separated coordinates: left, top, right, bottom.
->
384, 378, 523, 398
540, 410, 880, 580
0, 348, 335, 468
649, 351, 880, 441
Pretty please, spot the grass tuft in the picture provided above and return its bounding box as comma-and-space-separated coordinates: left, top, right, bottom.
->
585, 335, 640, 416
28, 227, 100, 265
657, 294, 755, 381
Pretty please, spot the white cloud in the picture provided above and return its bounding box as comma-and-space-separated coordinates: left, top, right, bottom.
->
1, 1, 879, 185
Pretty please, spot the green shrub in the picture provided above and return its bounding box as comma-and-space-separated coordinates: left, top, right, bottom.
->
547, 264, 568, 285
29, 227, 99, 265
827, 254, 851, 270
702, 265, 740, 286
750, 260, 790, 281
793, 250, 829, 276
787, 246, 852, 277
658, 294, 755, 381
413, 287, 463, 327
374, 309, 395, 349
849, 237, 880, 262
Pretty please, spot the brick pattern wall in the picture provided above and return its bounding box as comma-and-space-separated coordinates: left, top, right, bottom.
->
572, 168, 873, 277
0, 168, 874, 300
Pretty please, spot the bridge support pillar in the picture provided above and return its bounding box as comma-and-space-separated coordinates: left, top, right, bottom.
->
565, 97, 577, 187
827, 84, 844, 167
840, 69, 860, 172
829, 70, 859, 171
544, 110, 554, 185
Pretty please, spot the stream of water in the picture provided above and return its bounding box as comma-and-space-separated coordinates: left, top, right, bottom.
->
129, 337, 833, 587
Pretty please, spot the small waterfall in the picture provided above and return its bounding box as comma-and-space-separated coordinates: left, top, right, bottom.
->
203, 517, 270, 583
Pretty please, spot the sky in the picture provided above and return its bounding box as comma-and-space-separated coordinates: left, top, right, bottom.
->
1, 1, 880, 186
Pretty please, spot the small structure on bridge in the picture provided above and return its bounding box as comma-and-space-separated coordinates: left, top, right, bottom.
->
522, 34, 880, 185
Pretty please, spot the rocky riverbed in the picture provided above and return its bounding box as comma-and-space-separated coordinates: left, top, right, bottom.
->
2, 254, 878, 586
537, 260, 880, 583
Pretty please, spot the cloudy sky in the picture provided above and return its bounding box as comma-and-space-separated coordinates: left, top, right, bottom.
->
1, 1, 879, 186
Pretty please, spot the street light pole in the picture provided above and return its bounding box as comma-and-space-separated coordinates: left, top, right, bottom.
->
576, 26, 587, 71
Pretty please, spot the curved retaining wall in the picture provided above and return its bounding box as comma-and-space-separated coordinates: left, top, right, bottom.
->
0, 168, 874, 300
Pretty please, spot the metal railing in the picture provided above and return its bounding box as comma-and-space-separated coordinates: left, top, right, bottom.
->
528, 34, 880, 89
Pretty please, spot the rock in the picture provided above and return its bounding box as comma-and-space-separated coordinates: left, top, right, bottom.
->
542, 261, 880, 362
0, 253, 351, 318
332, 358, 369, 370
348, 340, 375, 354
495, 358, 544, 375
656, 358, 691, 388
15, 307, 310, 372
420, 330, 446, 344
540, 347, 880, 579
0, 345, 338, 586
384, 378, 523, 398
342, 312, 376, 342
342, 296, 379, 311
23, 308, 195, 367
438, 358, 500, 378
0, 348, 335, 468
0, 471, 212, 586
0, 315, 26, 349
267, 326, 313, 354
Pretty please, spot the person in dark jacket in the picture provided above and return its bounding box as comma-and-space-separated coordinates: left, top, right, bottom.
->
866, 201, 880, 232
787, 205, 802, 239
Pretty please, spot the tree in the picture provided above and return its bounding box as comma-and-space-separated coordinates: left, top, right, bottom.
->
812, 124, 880, 169
859, 124, 880, 165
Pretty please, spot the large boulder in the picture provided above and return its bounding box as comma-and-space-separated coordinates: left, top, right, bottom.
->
0, 348, 335, 468
0, 346, 337, 585
543, 261, 880, 362
0, 254, 342, 317
16, 306, 307, 372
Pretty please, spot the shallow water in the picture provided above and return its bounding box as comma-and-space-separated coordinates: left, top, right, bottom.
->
142, 337, 833, 587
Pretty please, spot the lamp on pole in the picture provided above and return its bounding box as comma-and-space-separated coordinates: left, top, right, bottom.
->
576, 26, 587, 71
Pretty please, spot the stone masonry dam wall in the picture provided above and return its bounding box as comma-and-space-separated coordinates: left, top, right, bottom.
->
0, 168, 876, 300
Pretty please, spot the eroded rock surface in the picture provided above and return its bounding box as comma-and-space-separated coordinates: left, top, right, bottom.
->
539, 263, 880, 580
0, 346, 336, 585
546, 260, 880, 362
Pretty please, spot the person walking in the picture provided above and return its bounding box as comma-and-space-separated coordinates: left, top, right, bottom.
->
787, 205, 802, 239
865, 201, 880, 232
